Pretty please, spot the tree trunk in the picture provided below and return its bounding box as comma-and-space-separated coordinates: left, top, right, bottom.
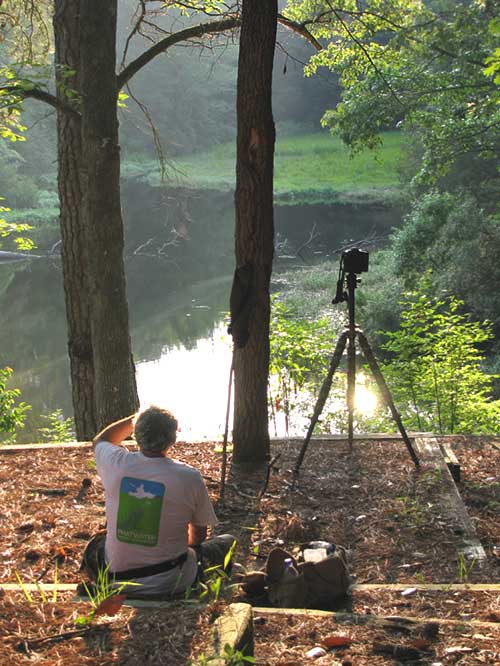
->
232, 0, 277, 466
53, 0, 97, 440
80, 0, 138, 429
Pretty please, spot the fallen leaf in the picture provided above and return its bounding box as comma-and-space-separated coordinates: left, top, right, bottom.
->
94, 594, 126, 617
323, 635, 352, 649
444, 646, 473, 655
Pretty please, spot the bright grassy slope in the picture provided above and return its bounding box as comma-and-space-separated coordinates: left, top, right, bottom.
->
174, 131, 403, 200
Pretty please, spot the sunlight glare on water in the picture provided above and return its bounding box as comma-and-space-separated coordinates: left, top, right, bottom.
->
136, 329, 379, 440
136, 324, 233, 440
354, 372, 378, 415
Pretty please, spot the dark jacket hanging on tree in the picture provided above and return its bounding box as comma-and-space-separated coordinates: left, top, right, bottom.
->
228, 263, 256, 349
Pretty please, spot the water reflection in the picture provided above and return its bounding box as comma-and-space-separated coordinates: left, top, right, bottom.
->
136, 323, 233, 440
0, 186, 399, 442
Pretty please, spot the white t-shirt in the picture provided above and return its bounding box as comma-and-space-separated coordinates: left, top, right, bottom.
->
95, 440, 217, 596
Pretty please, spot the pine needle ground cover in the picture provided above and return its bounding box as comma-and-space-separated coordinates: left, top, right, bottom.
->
1, 437, 499, 664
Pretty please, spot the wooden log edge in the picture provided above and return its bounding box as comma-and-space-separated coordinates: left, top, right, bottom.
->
440, 442, 461, 482
253, 606, 500, 630
414, 437, 487, 564
2, 582, 500, 593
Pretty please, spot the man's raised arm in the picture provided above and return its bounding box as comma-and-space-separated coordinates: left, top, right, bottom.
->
93, 414, 135, 449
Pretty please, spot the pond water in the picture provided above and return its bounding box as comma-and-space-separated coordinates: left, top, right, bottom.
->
0, 186, 401, 442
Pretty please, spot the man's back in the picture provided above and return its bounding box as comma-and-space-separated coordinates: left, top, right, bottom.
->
95, 441, 216, 573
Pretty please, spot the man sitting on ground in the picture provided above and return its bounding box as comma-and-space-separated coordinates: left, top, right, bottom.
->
86, 405, 235, 598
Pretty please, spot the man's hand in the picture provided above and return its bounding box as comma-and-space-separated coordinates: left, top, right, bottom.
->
93, 414, 136, 448
188, 524, 207, 546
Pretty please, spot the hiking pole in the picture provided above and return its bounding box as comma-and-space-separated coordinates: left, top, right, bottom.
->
219, 350, 234, 500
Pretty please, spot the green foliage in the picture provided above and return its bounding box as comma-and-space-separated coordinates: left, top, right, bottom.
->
287, 1, 499, 184
0, 155, 40, 208
170, 131, 403, 202
484, 18, 500, 87
0, 2, 53, 63
378, 281, 500, 434
355, 248, 404, 350
390, 191, 500, 327
0, 201, 34, 250
269, 297, 335, 434
0, 366, 30, 441
37, 409, 75, 443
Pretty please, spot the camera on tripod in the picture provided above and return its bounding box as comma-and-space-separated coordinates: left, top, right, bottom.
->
342, 247, 369, 274
332, 247, 369, 304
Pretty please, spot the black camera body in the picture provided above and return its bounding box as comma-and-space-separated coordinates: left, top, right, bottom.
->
342, 247, 369, 274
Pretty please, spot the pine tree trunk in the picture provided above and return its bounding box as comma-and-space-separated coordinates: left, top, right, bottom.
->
79, 0, 138, 429
53, 0, 97, 440
232, 0, 277, 466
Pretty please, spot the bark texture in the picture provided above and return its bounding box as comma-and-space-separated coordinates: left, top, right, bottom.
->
233, 0, 277, 465
53, 0, 96, 440
80, 0, 138, 429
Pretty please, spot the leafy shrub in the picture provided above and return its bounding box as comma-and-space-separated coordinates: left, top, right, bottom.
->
37, 409, 75, 443
0, 366, 30, 442
375, 281, 500, 434
391, 191, 500, 326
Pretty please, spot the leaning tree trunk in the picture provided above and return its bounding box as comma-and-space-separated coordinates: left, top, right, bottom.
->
53, 0, 97, 440
79, 0, 138, 428
232, 0, 277, 466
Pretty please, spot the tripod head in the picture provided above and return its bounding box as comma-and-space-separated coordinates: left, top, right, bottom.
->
332, 247, 369, 305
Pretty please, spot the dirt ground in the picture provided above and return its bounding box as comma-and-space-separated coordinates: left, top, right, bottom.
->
1, 436, 499, 665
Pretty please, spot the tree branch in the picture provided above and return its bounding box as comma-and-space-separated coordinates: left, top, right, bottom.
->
120, 0, 147, 70
117, 15, 240, 89
278, 14, 322, 51
0, 85, 78, 115
118, 12, 323, 89
2, 10, 323, 115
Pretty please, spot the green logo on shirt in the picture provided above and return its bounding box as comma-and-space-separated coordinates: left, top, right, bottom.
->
116, 477, 165, 546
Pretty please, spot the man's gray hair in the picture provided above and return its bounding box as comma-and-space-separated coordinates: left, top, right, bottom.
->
134, 406, 177, 453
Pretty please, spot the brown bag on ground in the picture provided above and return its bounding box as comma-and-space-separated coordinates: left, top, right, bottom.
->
264, 546, 350, 609
298, 546, 350, 608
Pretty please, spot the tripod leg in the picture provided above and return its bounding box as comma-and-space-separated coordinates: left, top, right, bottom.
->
293, 331, 348, 479
357, 331, 420, 468
347, 330, 356, 451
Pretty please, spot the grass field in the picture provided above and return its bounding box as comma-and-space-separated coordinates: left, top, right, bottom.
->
144, 130, 404, 203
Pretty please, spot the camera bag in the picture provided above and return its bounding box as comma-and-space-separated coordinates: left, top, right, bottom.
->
264, 546, 350, 609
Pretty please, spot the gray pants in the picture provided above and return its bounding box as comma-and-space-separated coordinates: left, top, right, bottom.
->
81, 531, 237, 581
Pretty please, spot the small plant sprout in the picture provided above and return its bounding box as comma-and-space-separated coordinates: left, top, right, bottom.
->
76, 564, 138, 627
190, 540, 237, 603
15, 561, 59, 604
15, 570, 34, 603
192, 643, 255, 666
457, 552, 476, 583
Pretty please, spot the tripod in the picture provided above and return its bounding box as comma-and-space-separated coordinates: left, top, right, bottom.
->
293, 269, 420, 478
